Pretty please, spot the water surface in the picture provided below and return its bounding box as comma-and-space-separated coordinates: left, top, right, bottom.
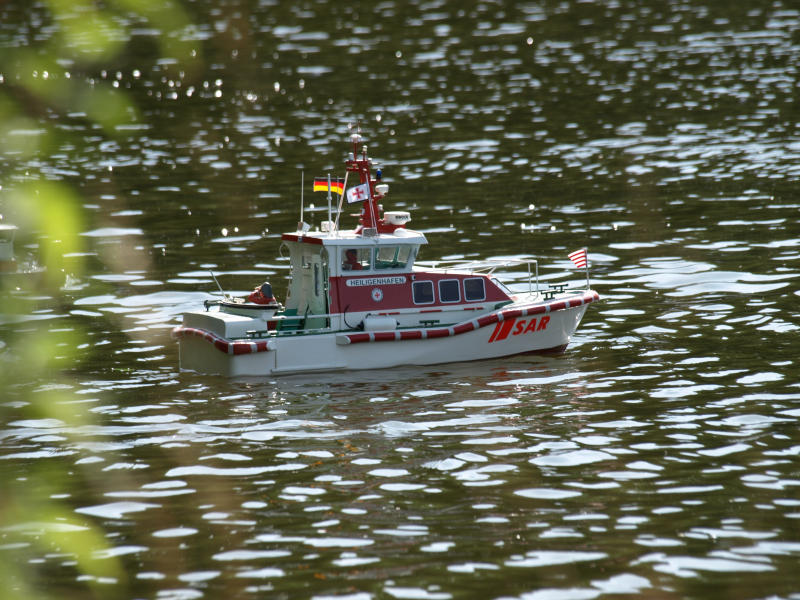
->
1, 1, 799, 598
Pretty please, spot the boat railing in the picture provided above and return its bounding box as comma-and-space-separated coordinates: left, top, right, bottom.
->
415, 258, 542, 293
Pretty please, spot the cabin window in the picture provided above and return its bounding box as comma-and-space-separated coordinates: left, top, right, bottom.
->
341, 247, 370, 271
374, 245, 412, 270
439, 279, 461, 303
463, 277, 486, 301
412, 281, 434, 304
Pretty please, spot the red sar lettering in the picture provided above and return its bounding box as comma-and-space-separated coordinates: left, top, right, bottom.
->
488, 316, 549, 343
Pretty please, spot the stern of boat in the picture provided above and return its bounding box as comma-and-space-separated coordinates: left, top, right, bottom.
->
174, 309, 276, 376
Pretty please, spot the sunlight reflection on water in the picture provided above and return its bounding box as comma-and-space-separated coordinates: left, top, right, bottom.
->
2, 0, 800, 597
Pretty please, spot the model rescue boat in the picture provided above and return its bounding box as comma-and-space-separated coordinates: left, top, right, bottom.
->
173, 133, 599, 376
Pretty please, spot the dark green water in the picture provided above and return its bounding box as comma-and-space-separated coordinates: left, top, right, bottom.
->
1, 1, 799, 599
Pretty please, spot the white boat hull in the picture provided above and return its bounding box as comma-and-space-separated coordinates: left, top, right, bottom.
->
174, 291, 599, 377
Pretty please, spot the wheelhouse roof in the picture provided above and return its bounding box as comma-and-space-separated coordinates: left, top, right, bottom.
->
281, 228, 428, 247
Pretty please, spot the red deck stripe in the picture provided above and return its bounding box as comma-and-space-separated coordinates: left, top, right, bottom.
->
453, 322, 475, 334
341, 290, 600, 345
400, 330, 423, 340
347, 333, 371, 343
373, 331, 397, 342
179, 291, 602, 349
426, 328, 450, 338
172, 326, 272, 355
477, 314, 499, 327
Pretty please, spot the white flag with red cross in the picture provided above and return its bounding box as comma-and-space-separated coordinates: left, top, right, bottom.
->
346, 182, 371, 204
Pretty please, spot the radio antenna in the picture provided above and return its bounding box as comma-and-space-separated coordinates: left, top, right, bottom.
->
210, 270, 227, 298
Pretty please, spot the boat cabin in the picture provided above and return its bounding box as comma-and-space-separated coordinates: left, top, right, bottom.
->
250, 134, 517, 334
276, 226, 515, 333
213, 133, 523, 337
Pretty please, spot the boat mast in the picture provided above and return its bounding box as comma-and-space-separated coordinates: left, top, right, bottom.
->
326, 173, 332, 229
345, 133, 386, 233
299, 171, 305, 230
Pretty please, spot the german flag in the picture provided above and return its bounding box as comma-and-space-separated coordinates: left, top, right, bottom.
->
313, 177, 344, 194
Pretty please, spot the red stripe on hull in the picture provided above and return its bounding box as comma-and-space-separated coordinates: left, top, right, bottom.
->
453, 322, 476, 335
341, 290, 599, 345
373, 331, 397, 342
173, 327, 273, 355
347, 333, 371, 344
477, 314, 499, 327
401, 330, 424, 340
427, 328, 451, 339
179, 291, 601, 353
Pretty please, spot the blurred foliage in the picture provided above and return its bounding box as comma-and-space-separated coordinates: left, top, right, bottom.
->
0, 1, 198, 597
